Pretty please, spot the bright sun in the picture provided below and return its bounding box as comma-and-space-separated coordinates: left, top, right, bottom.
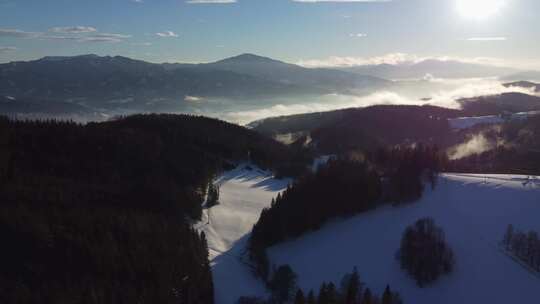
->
457, 0, 506, 20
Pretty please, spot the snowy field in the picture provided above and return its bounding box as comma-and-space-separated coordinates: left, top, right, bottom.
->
449, 115, 504, 129
196, 164, 291, 304
448, 111, 540, 130
268, 173, 540, 304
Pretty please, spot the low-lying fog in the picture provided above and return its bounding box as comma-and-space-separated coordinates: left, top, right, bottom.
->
193, 77, 538, 125
7, 77, 537, 126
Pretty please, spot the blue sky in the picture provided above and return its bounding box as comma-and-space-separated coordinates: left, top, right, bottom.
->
1, 0, 539, 68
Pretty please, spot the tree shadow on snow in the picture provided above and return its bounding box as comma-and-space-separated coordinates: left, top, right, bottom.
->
211, 234, 267, 303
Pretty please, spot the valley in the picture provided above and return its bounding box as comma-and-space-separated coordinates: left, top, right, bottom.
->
196, 164, 291, 304
203, 168, 540, 303
3, 1, 540, 303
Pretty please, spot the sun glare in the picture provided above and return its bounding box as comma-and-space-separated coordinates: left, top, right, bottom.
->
457, 0, 506, 20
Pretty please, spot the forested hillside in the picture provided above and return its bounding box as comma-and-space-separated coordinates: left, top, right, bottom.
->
249, 146, 446, 280
449, 115, 540, 175
459, 92, 540, 116
0, 114, 308, 304
252, 105, 462, 154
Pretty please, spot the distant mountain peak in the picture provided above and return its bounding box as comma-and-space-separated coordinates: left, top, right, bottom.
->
214, 53, 286, 65
40, 54, 101, 62
504, 81, 540, 92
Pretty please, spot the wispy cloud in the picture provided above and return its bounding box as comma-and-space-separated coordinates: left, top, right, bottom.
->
186, 0, 237, 3
0, 28, 39, 38
50, 26, 97, 34
185, 96, 204, 102
296, 53, 507, 68
132, 42, 152, 46
46, 32, 131, 43
205, 78, 537, 125
292, 0, 391, 2
156, 31, 179, 38
448, 133, 502, 160
1, 27, 130, 43
349, 33, 368, 38
84, 33, 129, 43
297, 53, 417, 67
0, 46, 17, 53
89, 33, 131, 39
467, 37, 507, 41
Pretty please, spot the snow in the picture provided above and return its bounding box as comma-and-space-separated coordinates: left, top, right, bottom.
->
449, 115, 504, 129
512, 111, 540, 121
311, 155, 335, 173
267, 173, 540, 304
199, 167, 540, 304
449, 111, 540, 130
196, 164, 291, 304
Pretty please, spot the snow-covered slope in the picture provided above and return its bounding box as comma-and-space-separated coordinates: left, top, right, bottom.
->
448, 111, 540, 130
268, 174, 540, 304
196, 164, 291, 304
449, 115, 504, 129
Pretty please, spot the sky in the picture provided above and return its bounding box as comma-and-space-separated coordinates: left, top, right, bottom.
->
1, 0, 539, 69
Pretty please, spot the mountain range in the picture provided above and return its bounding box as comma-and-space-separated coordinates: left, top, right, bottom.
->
340, 59, 518, 80
1, 53, 537, 121
0, 54, 388, 118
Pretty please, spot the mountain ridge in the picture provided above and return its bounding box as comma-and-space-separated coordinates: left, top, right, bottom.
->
340, 59, 518, 79
0, 53, 389, 119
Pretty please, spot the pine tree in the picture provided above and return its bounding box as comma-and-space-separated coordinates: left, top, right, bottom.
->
504, 224, 514, 250
326, 282, 337, 304
318, 283, 328, 304
362, 288, 372, 304
345, 267, 362, 304
381, 285, 392, 304
269, 265, 298, 303
306, 290, 316, 304
294, 289, 306, 304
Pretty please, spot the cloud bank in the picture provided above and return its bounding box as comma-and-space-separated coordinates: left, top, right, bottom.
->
0, 46, 16, 53
467, 37, 507, 41
156, 31, 179, 38
186, 0, 237, 3
204, 78, 539, 125
296, 53, 507, 68
292, 0, 391, 2
50, 26, 97, 34
0, 27, 130, 43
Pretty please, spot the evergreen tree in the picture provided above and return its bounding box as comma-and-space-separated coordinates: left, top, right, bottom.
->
326, 282, 338, 304
0, 114, 312, 304
503, 225, 540, 272
294, 289, 306, 304
318, 283, 329, 304
381, 285, 392, 304
504, 224, 514, 250
397, 218, 455, 286
269, 265, 298, 303
344, 267, 362, 304
362, 288, 373, 304
306, 290, 316, 304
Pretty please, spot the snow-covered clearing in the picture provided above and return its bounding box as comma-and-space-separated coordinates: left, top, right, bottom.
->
199, 167, 540, 304
196, 164, 291, 304
448, 111, 540, 130
449, 115, 504, 129
311, 155, 336, 172
268, 173, 540, 304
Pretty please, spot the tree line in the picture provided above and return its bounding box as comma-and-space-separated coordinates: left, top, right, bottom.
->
249, 146, 446, 280
238, 266, 403, 304
503, 224, 540, 272
448, 115, 540, 175
397, 218, 455, 287
0, 114, 308, 304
